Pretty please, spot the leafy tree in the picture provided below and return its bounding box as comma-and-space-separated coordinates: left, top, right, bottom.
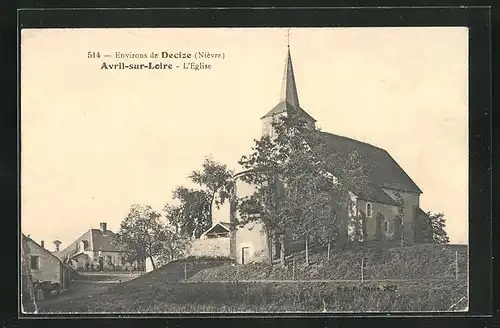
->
156, 223, 190, 264
188, 157, 234, 222
163, 203, 183, 235
115, 204, 171, 270
238, 114, 367, 265
164, 158, 234, 240
280, 173, 338, 266
417, 212, 450, 244
165, 187, 212, 239
237, 116, 304, 264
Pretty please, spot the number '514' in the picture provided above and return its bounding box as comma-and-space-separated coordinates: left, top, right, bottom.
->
88, 51, 101, 58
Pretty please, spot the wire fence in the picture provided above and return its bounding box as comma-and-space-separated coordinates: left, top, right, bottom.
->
181, 249, 468, 283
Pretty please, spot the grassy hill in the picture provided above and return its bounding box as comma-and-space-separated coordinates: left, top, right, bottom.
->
38, 257, 234, 313
189, 243, 468, 281
38, 244, 468, 313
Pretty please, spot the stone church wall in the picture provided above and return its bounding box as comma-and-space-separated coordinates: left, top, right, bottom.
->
382, 188, 420, 244
357, 198, 399, 241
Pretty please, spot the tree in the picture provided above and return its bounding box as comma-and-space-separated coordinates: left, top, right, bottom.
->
163, 157, 234, 240
166, 186, 212, 239
238, 114, 367, 265
188, 157, 234, 223
237, 117, 296, 265
156, 222, 190, 264
417, 212, 450, 244
114, 204, 170, 271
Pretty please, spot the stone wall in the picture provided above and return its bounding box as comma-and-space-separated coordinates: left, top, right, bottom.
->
188, 237, 231, 258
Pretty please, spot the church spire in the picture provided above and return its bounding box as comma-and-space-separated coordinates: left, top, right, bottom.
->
280, 29, 300, 109
260, 29, 316, 126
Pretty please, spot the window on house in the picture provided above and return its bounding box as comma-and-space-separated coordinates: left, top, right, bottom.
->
366, 203, 373, 218
30, 256, 39, 269
384, 221, 388, 232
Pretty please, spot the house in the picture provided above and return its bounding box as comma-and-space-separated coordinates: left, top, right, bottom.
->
55, 222, 144, 271
225, 42, 431, 264
21, 233, 71, 290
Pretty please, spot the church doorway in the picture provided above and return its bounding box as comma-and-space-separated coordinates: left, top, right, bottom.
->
241, 247, 250, 264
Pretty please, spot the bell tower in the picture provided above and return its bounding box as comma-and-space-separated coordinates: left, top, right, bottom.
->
260, 29, 316, 137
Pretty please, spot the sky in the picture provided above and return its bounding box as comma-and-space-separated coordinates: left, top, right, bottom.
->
20, 27, 469, 251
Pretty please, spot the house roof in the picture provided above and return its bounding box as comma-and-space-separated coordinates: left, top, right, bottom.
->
55, 228, 124, 259
21, 233, 64, 265
202, 222, 231, 236
319, 131, 422, 204
90, 229, 124, 252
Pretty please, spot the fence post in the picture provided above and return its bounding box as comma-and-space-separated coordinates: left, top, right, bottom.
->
402, 255, 405, 279
184, 262, 187, 280
292, 258, 295, 281
455, 250, 459, 280
361, 257, 364, 282
327, 243, 330, 262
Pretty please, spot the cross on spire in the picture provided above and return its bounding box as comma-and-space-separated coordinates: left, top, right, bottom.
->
280, 29, 299, 109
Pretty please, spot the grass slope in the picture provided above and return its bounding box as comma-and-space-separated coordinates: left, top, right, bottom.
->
38, 244, 468, 313
190, 243, 468, 281
38, 257, 233, 313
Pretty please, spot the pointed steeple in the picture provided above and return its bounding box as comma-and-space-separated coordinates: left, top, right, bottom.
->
280, 43, 300, 109
260, 29, 316, 126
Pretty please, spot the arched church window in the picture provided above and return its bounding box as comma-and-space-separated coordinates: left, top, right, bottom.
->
366, 203, 373, 218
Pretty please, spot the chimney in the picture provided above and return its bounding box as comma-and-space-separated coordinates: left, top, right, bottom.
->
41, 240, 45, 248
100, 222, 107, 232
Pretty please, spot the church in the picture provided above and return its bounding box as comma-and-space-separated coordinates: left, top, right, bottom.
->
222, 41, 431, 265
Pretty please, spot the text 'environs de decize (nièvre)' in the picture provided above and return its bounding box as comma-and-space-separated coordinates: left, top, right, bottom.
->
113, 51, 225, 60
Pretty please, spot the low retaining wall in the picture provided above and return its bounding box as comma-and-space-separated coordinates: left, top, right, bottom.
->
145, 237, 231, 272
189, 237, 230, 258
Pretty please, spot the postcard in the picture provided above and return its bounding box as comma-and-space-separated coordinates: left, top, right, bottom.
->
20, 27, 469, 314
